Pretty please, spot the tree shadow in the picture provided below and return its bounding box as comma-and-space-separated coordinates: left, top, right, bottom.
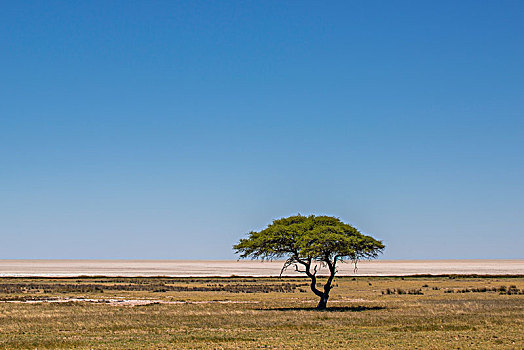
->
260, 305, 386, 312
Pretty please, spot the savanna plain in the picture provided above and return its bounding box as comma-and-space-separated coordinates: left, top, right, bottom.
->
0, 275, 522, 349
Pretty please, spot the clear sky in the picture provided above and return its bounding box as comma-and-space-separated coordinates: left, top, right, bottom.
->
1, 1, 523, 260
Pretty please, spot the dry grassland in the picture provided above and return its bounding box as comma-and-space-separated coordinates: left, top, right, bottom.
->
0, 276, 523, 349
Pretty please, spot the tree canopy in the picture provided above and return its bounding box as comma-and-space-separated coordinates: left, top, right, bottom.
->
234, 214, 384, 309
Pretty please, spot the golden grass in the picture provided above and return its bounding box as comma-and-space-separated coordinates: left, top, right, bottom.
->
0, 276, 522, 349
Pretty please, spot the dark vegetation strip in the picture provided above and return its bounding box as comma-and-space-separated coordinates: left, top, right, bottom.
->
0, 282, 308, 294
382, 285, 524, 295
444, 285, 523, 295
382, 288, 424, 295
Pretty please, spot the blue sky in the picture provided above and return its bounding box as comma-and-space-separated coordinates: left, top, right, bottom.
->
1, 1, 523, 259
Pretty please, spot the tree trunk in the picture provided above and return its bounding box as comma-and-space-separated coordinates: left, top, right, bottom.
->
315, 259, 335, 310
316, 293, 329, 310
299, 257, 336, 310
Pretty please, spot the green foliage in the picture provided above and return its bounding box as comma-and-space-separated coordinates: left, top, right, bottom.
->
234, 214, 384, 264
235, 215, 385, 308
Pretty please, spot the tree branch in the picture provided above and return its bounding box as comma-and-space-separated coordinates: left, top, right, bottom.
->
294, 265, 307, 274
303, 259, 323, 297
279, 257, 296, 277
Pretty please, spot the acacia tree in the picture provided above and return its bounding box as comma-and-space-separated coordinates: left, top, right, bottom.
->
234, 215, 384, 309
